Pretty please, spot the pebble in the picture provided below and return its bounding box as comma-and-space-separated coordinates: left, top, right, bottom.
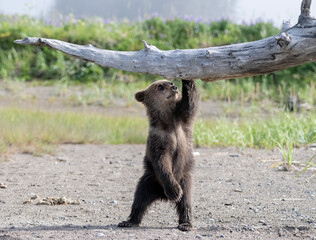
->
234, 189, 243, 193
229, 154, 240, 158
208, 218, 215, 223
88, 183, 101, 187
96, 232, 105, 237
196, 235, 204, 239
0, 183, 7, 189
56, 157, 67, 162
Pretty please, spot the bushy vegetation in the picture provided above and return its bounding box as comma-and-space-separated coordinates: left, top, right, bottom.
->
1, 15, 279, 82
0, 14, 315, 104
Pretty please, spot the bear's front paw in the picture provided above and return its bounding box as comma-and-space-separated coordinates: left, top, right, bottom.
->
118, 221, 139, 228
164, 183, 183, 202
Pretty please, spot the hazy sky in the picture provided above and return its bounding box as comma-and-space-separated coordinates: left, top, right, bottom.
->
236, 0, 303, 27
0, 0, 309, 27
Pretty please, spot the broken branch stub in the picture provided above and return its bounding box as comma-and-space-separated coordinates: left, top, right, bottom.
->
14, 0, 316, 82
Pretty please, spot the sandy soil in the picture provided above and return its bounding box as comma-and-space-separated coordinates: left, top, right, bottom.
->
0, 144, 315, 240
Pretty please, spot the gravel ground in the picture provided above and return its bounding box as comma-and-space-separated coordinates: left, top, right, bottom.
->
0, 144, 315, 239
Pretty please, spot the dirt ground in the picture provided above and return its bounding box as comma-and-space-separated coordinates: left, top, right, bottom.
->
0, 144, 315, 240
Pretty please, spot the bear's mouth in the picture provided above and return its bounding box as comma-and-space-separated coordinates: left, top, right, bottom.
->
167, 92, 178, 99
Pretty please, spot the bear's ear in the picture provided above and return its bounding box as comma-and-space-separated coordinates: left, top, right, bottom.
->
135, 90, 145, 102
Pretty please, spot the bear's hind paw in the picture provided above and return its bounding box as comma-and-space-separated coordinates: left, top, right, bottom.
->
178, 222, 192, 231
118, 221, 139, 228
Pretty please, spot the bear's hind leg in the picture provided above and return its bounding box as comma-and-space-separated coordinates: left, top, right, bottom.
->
118, 172, 165, 227
176, 175, 193, 231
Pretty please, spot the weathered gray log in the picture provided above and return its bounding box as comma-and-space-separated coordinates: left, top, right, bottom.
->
14, 0, 316, 82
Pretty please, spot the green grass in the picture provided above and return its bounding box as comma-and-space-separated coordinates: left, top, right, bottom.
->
194, 113, 316, 148
0, 107, 315, 154
272, 139, 295, 171
0, 108, 148, 154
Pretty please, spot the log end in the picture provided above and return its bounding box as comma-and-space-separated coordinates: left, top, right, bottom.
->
14, 37, 41, 45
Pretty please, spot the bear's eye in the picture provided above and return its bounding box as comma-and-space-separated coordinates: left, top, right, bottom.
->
158, 85, 164, 91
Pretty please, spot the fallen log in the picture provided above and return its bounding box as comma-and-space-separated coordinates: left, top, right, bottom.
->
14, 0, 316, 82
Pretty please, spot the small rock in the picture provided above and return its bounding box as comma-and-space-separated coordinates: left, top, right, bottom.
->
196, 235, 204, 239
208, 218, 215, 223
96, 232, 105, 237
88, 183, 101, 187
298, 226, 309, 231
229, 154, 240, 158
193, 152, 201, 156
110, 200, 118, 204
56, 157, 67, 162
0, 183, 7, 189
234, 189, 243, 193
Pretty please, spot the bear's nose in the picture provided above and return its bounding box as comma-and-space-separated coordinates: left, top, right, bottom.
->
171, 85, 178, 91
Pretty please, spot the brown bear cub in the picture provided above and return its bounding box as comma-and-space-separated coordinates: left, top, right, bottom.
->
118, 79, 199, 231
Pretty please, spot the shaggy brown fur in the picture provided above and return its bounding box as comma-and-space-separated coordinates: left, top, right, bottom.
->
118, 79, 199, 231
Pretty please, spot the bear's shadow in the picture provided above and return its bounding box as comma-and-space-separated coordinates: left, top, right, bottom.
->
1, 224, 177, 232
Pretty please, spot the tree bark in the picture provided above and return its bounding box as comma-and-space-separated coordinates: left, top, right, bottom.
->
14, 0, 316, 82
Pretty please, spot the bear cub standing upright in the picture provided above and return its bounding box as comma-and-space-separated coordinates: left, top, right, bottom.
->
118, 79, 199, 231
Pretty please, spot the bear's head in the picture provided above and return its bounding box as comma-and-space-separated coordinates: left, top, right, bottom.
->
135, 80, 180, 109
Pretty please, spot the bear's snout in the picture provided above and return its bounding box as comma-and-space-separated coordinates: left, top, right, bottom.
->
171, 85, 178, 92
